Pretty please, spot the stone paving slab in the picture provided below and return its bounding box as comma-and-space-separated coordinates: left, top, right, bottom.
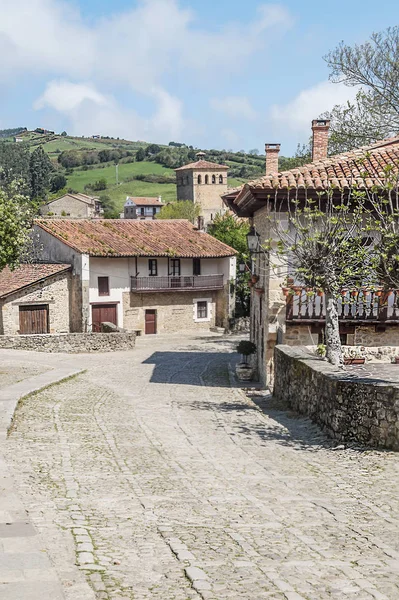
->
0, 360, 95, 600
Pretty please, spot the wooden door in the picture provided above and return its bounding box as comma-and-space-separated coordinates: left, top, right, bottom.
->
145, 310, 157, 335
19, 305, 49, 334
92, 304, 117, 333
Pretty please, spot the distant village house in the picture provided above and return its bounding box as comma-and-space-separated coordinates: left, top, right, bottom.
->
124, 196, 164, 220
40, 193, 103, 219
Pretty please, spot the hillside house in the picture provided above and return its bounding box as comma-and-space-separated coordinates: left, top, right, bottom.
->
224, 120, 399, 385
34, 219, 236, 335
40, 193, 103, 219
124, 196, 164, 220
176, 153, 228, 227
0, 263, 72, 335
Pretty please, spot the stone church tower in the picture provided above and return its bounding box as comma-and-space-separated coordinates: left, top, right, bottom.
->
175, 152, 228, 226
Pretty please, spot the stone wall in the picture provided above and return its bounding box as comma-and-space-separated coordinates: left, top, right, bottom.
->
274, 345, 399, 450
285, 324, 399, 348
122, 290, 221, 333
0, 271, 71, 335
0, 332, 136, 353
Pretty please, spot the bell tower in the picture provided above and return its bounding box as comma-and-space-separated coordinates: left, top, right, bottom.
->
175, 153, 228, 227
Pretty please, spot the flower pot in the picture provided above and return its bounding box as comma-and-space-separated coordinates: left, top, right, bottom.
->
251, 274, 259, 284
375, 290, 382, 297
317, 289, 323, 297
235, 362, 254, 381
255, 287, 264, 296
282, 288, 290, 297
344, 357, 365, 365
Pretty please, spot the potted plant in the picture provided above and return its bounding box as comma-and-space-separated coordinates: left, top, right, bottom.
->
343, 347, 366, 365
235, 340, 257, 381
251, 274, 259, 284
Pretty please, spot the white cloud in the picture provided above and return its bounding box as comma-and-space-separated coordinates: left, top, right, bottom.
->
35, 81, 107, 112
211, 97, 257, 121
270, 80, 359, 135
0, 0, 294, 140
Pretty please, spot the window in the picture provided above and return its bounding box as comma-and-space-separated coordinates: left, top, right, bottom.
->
98, 276, 109, 296
170, 259, 181, 276
205, 174, 209, 184
197, 301, 208, 319
149, 259, 158, 276
193, 258, 201, 276
219, 174, 223, 184
212, 174, 216, 184
197, 175, 202, 184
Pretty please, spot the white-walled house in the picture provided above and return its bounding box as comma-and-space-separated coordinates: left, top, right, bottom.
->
34, 219, 236, 334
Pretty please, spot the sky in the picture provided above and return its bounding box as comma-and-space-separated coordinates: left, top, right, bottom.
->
0, 0, 397, 155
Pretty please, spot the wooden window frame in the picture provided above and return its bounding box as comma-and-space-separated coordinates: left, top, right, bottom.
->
197, 301, 208, 319
98, 276, 110, 296
170, 259, 181, 276
149, 259, 158, 276
193, 258, 201, 276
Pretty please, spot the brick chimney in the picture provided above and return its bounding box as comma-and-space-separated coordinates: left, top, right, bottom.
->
265, 143, 280, 175
312, 119, 330, 161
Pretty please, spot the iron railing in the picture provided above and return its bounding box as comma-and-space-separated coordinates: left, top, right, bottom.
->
285, 287, 399, 322
131, 274, 224, 292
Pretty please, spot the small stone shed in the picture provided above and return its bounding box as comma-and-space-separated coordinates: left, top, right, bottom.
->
0, 263, 72, 335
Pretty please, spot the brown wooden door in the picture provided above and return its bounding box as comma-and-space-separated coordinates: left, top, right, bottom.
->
145, 310, 157, 334
19, 305, 49, 334
92, 304, 117, 333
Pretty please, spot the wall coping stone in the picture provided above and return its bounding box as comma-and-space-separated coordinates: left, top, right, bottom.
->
0, 332, 136, 354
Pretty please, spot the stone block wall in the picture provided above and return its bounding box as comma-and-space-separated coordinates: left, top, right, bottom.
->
122, 290, 228, 333
274, 345, 399, 450
0, 271, 71, 335
0, 332, 136, 353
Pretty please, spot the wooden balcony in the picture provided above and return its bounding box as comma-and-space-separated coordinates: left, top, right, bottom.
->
285, 288, 399, 324
131, 274, 224, 293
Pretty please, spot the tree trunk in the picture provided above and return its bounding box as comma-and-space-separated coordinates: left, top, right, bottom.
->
325, 292, 344, 367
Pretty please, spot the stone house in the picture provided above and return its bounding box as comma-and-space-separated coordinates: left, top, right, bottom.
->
40, 193, 103, 219
176, 152, 228, 227
224, 120, 399, 385
0, 263, 72, 335
34, 219, 236, 335
124, 196, 164, 220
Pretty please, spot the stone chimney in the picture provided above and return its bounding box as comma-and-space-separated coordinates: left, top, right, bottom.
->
312, 119, 330, 161
197, 215, 205, 231
265, 143, 280, 175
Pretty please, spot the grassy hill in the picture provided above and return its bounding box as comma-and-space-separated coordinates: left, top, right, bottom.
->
1, 129, 262, 212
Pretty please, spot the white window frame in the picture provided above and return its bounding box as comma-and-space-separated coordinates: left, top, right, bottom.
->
193, 297, 212, 323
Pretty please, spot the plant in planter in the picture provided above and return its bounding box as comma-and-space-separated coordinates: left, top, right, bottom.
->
343, 346, 366, 365
235, 340, 257, 381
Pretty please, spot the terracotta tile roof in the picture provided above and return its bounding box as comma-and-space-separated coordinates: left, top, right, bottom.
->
223, 135, 399, 214
34, 219, 236, 258
175, 160, 228, 171
125, 197, 164, 206
0, 263, 71, 298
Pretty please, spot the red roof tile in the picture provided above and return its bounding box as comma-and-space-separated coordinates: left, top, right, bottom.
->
0, 263, 71, 298
125, 197, 164, 206
223, 136, 399, 214
34, 219, 236, 258
175, 160, 228, 171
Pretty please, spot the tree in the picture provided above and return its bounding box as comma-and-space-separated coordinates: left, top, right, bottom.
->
91, 178, 107, 191
58, 150, 82, 168
29, 146, 53, 202
49, 172, 67, 193
0, 183, 32, 270
135, 147, 145, 162
98, 194, 120, 219
268, 190, 373, 367
0, 143, 31, 195
208, 213, 251, 316
323, 26, 399, 151
145, 144, 161, 156
61, 131, 67, 137
157, 200, 201, 223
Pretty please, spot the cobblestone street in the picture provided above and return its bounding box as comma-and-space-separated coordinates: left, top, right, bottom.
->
4, 333, 399, 599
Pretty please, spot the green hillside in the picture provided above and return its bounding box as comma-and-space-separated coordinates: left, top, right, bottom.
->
0, 129, 264, 212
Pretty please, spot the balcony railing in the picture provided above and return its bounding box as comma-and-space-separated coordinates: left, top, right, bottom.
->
285, 287, 399, 323
131, 274, 224, 292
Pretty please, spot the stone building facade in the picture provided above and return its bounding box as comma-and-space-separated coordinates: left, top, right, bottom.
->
224, 122, 399, 386
175, 153, 228, 227
0, 264, 72, 335
40, 193, 102, 219
34, 219, 236, 335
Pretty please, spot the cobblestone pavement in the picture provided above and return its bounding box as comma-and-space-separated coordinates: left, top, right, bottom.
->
4, 333, 399, 600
